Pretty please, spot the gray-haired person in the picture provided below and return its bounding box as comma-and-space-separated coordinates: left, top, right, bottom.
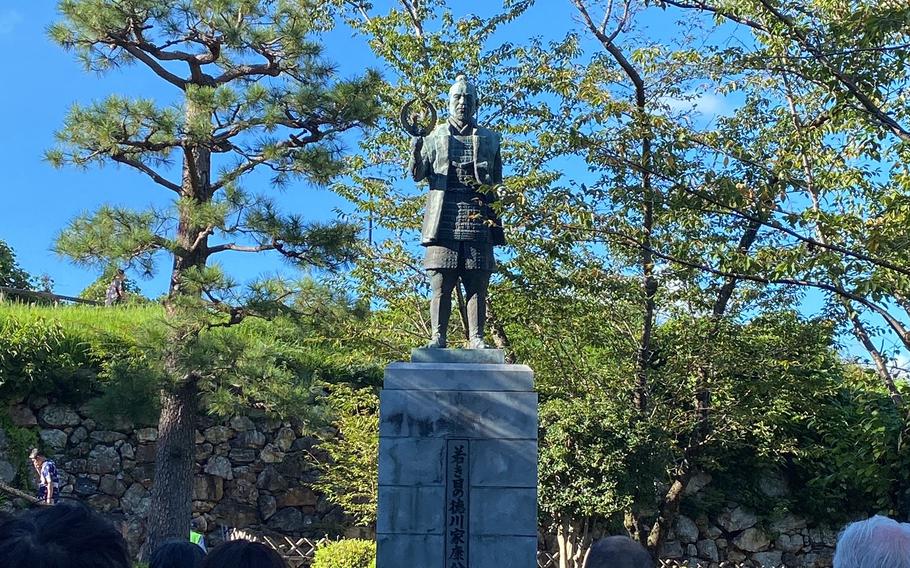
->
29, 449, 60, 505
583, 536, 654, 568
833, 515, 910, 568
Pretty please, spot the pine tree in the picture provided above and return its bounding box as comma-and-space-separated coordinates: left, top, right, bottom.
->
47, 0, 380, 553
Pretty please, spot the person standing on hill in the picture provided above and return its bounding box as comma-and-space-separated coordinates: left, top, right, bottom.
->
29, 449, 60, 505
104, 269, 125, 306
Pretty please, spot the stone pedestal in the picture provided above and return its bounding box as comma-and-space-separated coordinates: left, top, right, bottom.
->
377, 349, 538, 568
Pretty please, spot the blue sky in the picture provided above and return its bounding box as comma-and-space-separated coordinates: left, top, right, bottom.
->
0, 2, 894, 365
0, 1, 607, 298
0, 1, 739, 301
0, 3, 376, 297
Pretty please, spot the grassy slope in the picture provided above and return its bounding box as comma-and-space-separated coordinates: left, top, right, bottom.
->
0, 303, 163, 339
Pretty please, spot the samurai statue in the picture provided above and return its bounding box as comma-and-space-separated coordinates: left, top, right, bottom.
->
408, 75, 505, 349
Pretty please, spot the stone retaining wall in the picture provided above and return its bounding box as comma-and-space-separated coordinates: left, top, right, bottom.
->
0, 398, 841, 566
0, 397, 349, 553
655, 472, 837, 567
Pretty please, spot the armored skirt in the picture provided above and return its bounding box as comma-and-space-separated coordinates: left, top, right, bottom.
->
423, 240, 496, 271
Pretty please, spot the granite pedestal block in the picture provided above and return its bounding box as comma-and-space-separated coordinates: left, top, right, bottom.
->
377, 349, 538, 567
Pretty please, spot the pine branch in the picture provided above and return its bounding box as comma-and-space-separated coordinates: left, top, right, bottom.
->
212, 45, 282, 84
118, 42, 188, 89
110, 153, 181, 193
207, 242, 277, 254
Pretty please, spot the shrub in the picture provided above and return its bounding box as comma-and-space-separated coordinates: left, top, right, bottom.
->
0, 315, 96, 400
0, 305, 163, 412
312, 385, 379, 525
0, 240, 33, 291
0, 417, 38, 489
312, 539, 376, 568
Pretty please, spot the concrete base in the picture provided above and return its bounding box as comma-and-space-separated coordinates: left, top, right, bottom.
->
377, 349, 538, 567
410, 348, 507, 364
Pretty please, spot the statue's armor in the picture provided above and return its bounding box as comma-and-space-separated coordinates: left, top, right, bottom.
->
440, 135, 490, 242
424, 133, 496, 271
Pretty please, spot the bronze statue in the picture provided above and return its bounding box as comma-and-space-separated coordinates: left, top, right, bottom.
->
407, 75, 505, 349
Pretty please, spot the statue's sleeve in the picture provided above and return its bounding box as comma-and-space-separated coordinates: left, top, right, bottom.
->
409, 135, 432, 182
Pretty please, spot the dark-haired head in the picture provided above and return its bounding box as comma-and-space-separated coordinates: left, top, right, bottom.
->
0, 502, 131, 568
583, 535, 654, 568
200, 539, 286, 568
151, 539, 206, 568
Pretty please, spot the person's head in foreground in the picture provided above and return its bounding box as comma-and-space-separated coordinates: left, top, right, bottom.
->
833, 515, 910, 568
151, 539, 206, 568
583, 535, 654, 568
200, 539, 287, 568
0, 502, 131, 568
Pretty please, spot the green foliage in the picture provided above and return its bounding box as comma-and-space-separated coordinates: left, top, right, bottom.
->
0, 303, 157, 406
0, 413, 38, 490
312, 384, 379, 525
0, 240, 34, 299
56, 206, 167, 276
0, 303, 161, 337
791, 368, 910, 519
312, 539, 376, 568
534, 301, 910, 526
0, 315, 97, 401
538, 395, 653, 524
86, 357, 162, 427
157, 280, 384, 420
0, 300, 382, 424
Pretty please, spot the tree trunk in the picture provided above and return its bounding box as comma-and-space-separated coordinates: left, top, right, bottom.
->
643, 210, 768, 556
145, 98, 212, 558
486, 298, 516, 363
556, 515, 595, 568
647, 466, 694, 553
144, 379, 199, 556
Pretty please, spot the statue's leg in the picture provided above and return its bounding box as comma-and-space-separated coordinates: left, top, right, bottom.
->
428, 269, 458, 348
461, 269, 491, 349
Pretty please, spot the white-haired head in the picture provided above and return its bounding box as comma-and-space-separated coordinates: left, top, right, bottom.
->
447, 74, 477, 128
833, 515, 910, 568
